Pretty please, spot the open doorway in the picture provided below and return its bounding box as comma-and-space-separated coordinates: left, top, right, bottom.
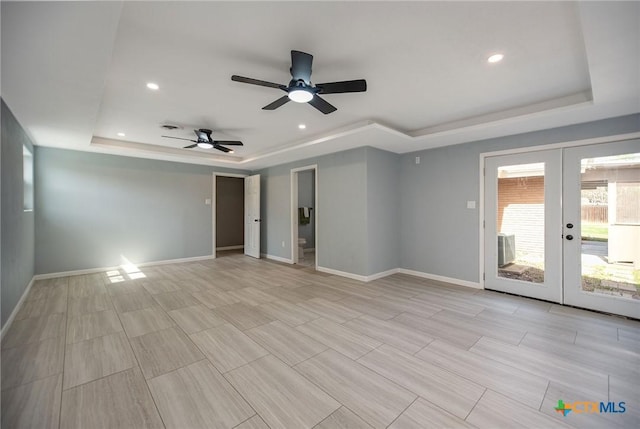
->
213, 174, 246, 258
291, 165, 318, 268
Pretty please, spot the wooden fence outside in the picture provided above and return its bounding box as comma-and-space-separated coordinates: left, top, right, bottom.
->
582, 205, 607, 224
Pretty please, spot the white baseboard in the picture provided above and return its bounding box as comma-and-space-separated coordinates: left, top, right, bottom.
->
33, 254, 216, 280
30, 255, 481, 293
316, 266, 369, 282
1, 276, 36, 341
216, 245, 244, 251
397, 268, 482, 289
139, 255, 215, 267
261, 253, 293, 264
315, 265, 481, 289
316, 267, 402, 283
34, 265, 121, 280
366, 268, 401, 281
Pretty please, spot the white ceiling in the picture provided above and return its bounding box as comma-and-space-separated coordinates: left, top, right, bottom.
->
2, 1, 639, 170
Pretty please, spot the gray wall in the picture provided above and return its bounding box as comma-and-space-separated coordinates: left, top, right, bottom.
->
35, 147, 247, 274
366, 147, 400, 274
258, 147, 368, 275
258, 146, 402, 277
216, 176, 244, 248
297, 169, 315, 249
400, 113, 640, 283
1, 100, 35, 327
9, 102, 638, 297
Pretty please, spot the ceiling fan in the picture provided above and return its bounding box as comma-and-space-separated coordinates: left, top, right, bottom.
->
162, 129, 242, 153
231, 50, 367, 114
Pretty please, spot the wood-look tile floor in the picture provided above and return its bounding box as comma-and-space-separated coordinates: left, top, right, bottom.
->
2, 255, 639, 429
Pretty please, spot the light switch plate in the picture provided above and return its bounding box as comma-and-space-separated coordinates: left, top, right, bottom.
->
205, 198, 211, 205
467, 200, 476, 209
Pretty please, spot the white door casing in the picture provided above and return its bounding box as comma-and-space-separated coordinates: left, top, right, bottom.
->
291, 165, 318, 266
291, 171, 299, 264
212, 173, 247, 258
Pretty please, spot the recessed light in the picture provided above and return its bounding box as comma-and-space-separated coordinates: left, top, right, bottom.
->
298, 124, 306, 130
487, 53, 504, 63
117, 132, 125, 137
229, 150, 235, 154
146, 82, 159, 90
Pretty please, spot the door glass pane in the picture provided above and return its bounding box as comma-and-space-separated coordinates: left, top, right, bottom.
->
497, 163, 545, 283
580, 153, 640, 299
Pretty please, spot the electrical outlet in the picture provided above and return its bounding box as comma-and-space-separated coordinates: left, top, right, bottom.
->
282, 241, 285, 247
415, 156, 420, 164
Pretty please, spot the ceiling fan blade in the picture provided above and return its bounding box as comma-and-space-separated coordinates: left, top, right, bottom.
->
183, 144, 198, 149
212, 140, 243, 146
308, 95, 337, 114
316, 79, 367, 94
232, 75, 285, 90
162, 135, 197, 142
290, 50, 313, 83
213, 144, 232, 153
262, 95, 291, 110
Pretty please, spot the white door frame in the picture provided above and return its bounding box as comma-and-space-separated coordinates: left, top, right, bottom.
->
212, 172, 248, 258
290, 165, 318, 267
479, 131, 640, 290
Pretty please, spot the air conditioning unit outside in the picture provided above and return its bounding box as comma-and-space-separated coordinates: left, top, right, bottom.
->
498, 233, 516, 267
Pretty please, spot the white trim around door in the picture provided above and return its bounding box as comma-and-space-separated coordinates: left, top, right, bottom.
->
290, 165, 318, 268
212, 172, 248, 258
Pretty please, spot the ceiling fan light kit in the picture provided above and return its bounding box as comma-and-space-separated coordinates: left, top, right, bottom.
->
288, 88, 314, 103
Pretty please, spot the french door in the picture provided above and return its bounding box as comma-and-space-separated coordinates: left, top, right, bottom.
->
484, 140, 640, 319
485, 150, 563, 303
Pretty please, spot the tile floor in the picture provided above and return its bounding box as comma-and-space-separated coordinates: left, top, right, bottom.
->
1, 254, 638, 428
298, 250, 316, 268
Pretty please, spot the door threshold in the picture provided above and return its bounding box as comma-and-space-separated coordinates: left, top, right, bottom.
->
484, 288, 639, 322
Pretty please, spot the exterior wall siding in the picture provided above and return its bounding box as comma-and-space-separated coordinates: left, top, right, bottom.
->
497, 176, 545, 256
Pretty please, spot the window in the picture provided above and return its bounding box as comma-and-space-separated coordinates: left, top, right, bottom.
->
23, 145, 33, 211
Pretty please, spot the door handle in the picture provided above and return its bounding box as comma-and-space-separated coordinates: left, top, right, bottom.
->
566, 234, 574, 241
254, 219, 261, 222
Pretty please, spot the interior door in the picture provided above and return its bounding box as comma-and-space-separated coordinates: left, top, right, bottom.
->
563, 140, 640, 318
244, 174, 261, 259
484, 149, 563, 302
